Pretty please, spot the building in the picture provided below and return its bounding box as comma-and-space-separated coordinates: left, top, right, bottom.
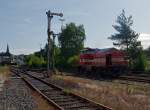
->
0, 45, 12, 65
13, 55, 26, 66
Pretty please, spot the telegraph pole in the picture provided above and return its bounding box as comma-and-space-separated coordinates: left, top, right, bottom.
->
59, 18, 65, 30
46, 10, 63, 77
51, 32, 60, 74
52, 33, 56, 73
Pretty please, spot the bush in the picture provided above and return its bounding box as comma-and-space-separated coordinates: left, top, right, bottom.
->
55, 55, 79, 69
55, 56, 68, 68
133, 52, 147, 71
26, 54, 46, 68
145, 60, 150, 72
67, 55, 79, 67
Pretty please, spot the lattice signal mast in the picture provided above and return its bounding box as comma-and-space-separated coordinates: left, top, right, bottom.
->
46, 10, 63, 77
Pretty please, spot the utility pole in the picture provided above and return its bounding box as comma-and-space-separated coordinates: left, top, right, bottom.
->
46, 10, 63, 77
59, 18, 65, 30
51, 32, 60, 74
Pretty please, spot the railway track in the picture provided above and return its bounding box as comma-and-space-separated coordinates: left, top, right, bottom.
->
11, 68, 112, 110
27, 68, 150, 84
119, 75, 150, 83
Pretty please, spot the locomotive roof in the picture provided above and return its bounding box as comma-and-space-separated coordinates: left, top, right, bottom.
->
98, 48, 118, 52
81, 47, 118, 53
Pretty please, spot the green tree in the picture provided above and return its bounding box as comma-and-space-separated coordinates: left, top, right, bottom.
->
26, 54, 46, 68
58, 22, 86, 59
108, 10, 142, 65
144, 46, 150, 58
67, 55, 79, 67
34, 44, 48, 61
133, 52, 147, 71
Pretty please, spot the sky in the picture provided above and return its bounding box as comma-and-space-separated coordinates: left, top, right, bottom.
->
0, 0, 150, 55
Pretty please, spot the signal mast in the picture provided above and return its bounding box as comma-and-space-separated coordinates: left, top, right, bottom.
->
46, 10, 63, 77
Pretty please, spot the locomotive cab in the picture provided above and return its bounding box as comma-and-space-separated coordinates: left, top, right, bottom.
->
106, 54, 112, 66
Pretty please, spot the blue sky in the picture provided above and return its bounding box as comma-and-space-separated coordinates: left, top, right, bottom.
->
0, 0, 150, 55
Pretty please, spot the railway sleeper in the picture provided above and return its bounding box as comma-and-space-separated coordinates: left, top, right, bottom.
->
39, 88, 55, 92
56, 102, 94, 108
43, 91, 63, 95
29, 79, 42, 83
64, 107, 98, 110
25, 80, 45, 86
24, 78, 52, 88
58, 100, 88, 106
54, 98, 79, 103
50, 97, 77, 102
33, 84, 53, 90
48, 95, 74, 100
63, 103, 98, 110
35, 87, 54, 91
44, 91, 72, 96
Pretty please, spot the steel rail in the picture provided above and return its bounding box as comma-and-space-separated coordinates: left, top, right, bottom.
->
11, 68, 112, 110
119, 76, 150, 83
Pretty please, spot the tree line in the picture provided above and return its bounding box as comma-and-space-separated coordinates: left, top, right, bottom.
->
26, 23, 86, 69
26, 10, 150, 71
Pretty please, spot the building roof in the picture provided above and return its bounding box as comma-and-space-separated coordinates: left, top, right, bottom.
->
0, 44, 11, 56
6, 44, 10, 54
0, 52, 11, 56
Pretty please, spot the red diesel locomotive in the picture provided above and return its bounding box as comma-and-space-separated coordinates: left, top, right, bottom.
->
78, 47, 128, 75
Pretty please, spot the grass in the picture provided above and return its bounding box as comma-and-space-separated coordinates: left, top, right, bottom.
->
63, 88, 71, 94
145, 60, 150, 72
50, 75, 150, 110
0, 66, 9, 74
0, 66, 10, 81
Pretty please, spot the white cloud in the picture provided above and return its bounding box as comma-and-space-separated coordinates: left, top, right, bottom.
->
139, 33, 150, 41
139, 33, 150, 49
12, 48, 38, 55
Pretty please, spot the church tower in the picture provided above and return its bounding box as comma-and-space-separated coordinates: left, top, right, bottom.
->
6, 44, 10, 54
